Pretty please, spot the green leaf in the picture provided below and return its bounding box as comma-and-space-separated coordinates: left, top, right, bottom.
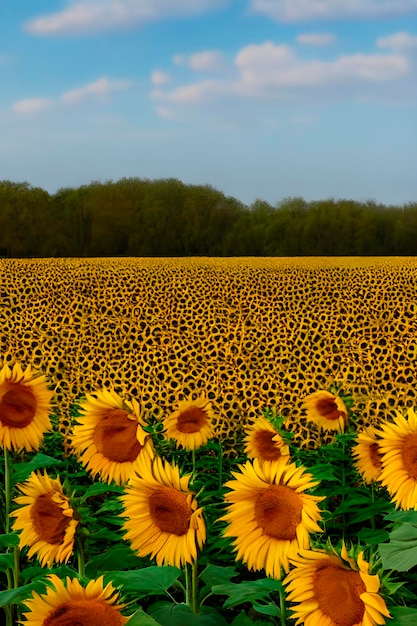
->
126, 608, 162, 625
252, 599, 280, 616
86, 547, 143, 577
356, 527, 390, 545
149, 602, 228, 626
83, 482, 124, 499
230, 611, 267, 626
0, 534, 19, 548
212, 578, 282, 609
199, 564, 237, 587
378, 524, 417, 572
0, 553, 14, 572
19, 563, 78, 585
0, 581, 47, 607
12, 453, 62, 484
388, 606, 417, 624
105, 566, 181, 598
386, 510, 417, 524
308, 462, 338, 481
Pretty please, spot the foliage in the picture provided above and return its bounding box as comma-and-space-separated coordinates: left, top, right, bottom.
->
1, 178, 417, 257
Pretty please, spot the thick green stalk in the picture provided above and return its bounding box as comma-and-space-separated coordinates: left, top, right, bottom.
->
3, 448, 18, 626
217, 440, 223, 492
76, 535, 86, 578
278, 585, 286, 626
191, 559, 198, 614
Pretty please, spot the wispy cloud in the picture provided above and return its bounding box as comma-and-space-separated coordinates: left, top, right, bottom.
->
152, 38, 412, 109
174, 50, 226, 71
151, 71, 172, 86
12, 76, 133, 115
296, 33, 336, 46
61, 77, 132, 103
12, 98, 53, 115
249, 0, 417, 22
23, 0, 228, 36
377, 32, 417, 50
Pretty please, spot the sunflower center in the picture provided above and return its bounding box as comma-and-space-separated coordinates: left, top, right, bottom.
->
253, 430, 282, 461
176, 406, 208, 433
316, 397, 345, 422
0, 384, 37, 428
93, 408, 143, 463
369, 442, 382, 469
31, 493, 70, 544
148, 486, 192, 535
254, 485, 302, 540
401, 433, 417, 479
44, 599, 124, 626
313, 563, 366, 626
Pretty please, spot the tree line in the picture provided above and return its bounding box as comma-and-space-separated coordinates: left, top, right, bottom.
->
1, 178, 416, 257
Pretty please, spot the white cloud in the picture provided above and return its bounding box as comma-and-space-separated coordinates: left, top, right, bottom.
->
153, 80, 217, 104
235, 41, 408, 89
176, 50, 226, 71
23, 0, 227, 36
297, 33, 336, 46
249, 0, 417, 22
12, 77, 133, 115
377, 32, 417, 50
151, 71, 172, 86
155, 106, 177, 119
152, 40, 411, 107
12, 98, 53, 115
61, 77, 133, 104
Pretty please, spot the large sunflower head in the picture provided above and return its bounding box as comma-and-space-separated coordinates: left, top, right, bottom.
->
0, 362, 53, 452
377, 408, 417, 509
21, 574, 130, 625
163, 395, 215, 450
121, 455, 206, 568
284, 543, 391, 626
244, 414, 290, 463
10, 471, 78, 568
220, 457, 324, 578
71, 389, 154, 485
352, 426, 383, 484
303, 389, 348, 432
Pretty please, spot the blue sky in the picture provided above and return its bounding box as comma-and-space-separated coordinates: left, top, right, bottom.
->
1, 1, 417, 207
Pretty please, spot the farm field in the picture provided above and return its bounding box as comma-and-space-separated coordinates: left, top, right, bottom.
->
2, 256, 417, 625
1, 256, 417, 444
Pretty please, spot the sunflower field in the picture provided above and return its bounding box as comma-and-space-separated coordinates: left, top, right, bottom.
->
2, 256, 417, 625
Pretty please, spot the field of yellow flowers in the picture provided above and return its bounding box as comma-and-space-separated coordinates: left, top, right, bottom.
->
2, 256, 417, 625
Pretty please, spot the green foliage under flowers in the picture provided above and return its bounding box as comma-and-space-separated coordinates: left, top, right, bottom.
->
2, 398, 417, 624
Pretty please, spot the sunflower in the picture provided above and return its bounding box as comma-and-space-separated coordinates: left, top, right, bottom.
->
304, 389, 348, 432
244, 414, 290, 463
352, 426, 383, 484
121, 455, 206, 568
220, 457, 324, 578
10, 471, 78, 568
377, 408, 417, 509
21, 574, 130, 625
284, 544, 391, 626
71, 389, 154, 485
163, 395, 215, 450
0, 362, 53, 452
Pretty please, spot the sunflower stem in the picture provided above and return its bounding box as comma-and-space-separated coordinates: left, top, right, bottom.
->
370, 481, 376, 530
217, 439, 223, 492
184, 561, 199, 613
4, 447, 11, 535
192, 448, 196, 480
278, 584, 286, 626
4, 448, 19, 625
76, 535, 86, 578
191, 558, 198, 613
